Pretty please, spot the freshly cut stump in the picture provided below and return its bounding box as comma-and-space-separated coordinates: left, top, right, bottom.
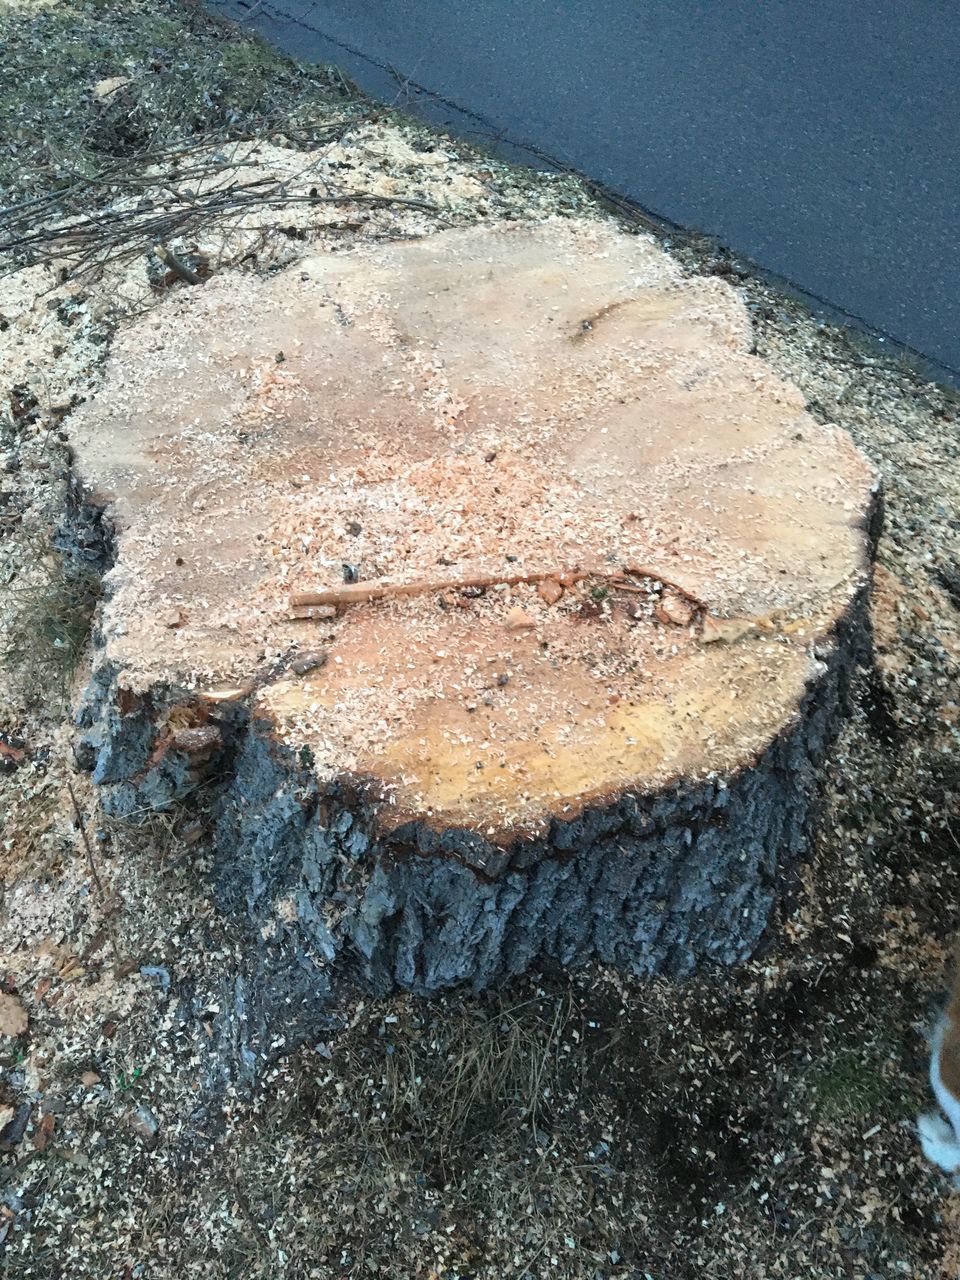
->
70, 219, 878, 994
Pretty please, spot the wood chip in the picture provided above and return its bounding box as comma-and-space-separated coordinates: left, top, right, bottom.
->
505, 606, 536, 631
537, 578, 564, 606
655, 589, 695, 627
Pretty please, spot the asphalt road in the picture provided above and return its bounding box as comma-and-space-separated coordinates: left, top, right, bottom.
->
211, 0, 960, 382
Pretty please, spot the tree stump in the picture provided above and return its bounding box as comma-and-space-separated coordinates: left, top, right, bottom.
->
70, 219, 879, 993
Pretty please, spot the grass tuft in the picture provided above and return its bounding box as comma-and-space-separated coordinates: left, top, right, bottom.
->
1, 542, 100, 704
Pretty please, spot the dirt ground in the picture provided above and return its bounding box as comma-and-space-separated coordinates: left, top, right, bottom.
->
2, 3, 960, 1277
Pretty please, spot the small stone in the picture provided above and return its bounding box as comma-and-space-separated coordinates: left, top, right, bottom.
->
505, 606, 535, 631
2, 454, 20, 474
342, 563, 360, 584
537, 578, 564, 606
124, 1103, 159, 1142
0, 993, 27, 1039
291, 649, 328, 676
161, 606, 185, 629
80, 1071, 101, 1088
346, 521, 362, 536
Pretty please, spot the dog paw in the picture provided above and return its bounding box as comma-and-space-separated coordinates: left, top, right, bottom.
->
918, 1112, 960, 1172
918, 1111, 954, 1143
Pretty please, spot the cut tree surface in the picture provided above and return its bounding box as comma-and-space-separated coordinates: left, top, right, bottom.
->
69, 219, 879, 992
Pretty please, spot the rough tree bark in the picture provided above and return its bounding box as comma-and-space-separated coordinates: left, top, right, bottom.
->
68, 219, 879, 997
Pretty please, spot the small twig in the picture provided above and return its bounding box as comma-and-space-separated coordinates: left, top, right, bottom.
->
290, 568, 590, 610
515, 1229, 560, 1279
153, 242, 201, 285
289, 563, 708, 612
0, 189, 444, 266
65, 778, 122, 966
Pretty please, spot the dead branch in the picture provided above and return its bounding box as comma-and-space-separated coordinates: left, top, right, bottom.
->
289, 564, 708, 612
290, 568, 589, 610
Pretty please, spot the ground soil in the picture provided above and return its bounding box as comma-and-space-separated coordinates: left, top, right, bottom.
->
2, 3, 960, 1277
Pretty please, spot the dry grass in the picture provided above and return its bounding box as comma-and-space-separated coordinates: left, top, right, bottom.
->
1, 542, 100, 703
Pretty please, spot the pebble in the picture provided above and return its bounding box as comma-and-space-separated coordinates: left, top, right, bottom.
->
124, 1104, 159, 1142
292, 649, 328, 676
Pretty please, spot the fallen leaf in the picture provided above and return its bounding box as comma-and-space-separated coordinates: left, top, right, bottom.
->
93, 75, 131, 100
0, 992, 27, 1038
33, 1112, 54, 1152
